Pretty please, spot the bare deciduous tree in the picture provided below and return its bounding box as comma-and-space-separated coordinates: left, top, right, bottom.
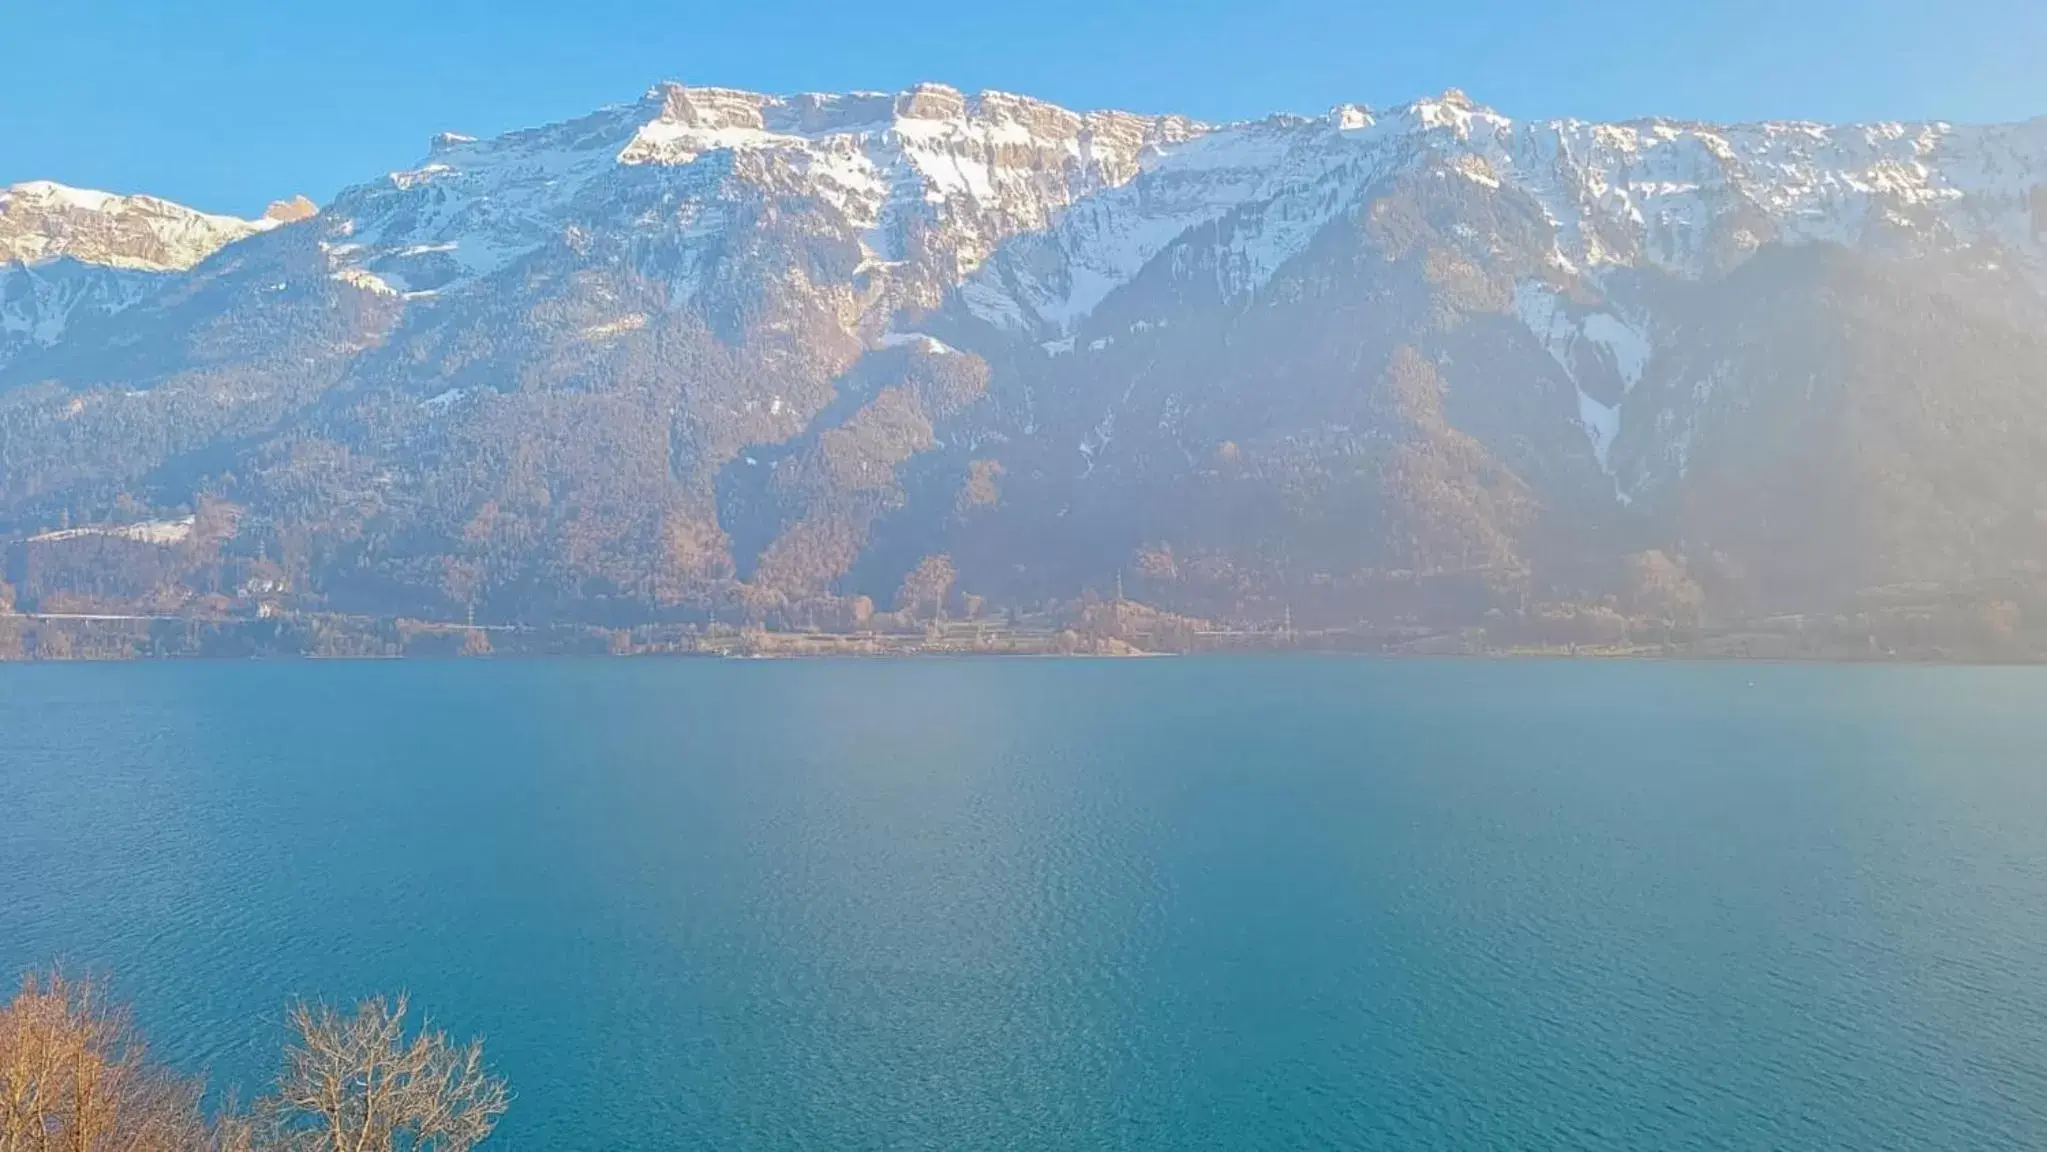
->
260, 997, 505, 1152
0, 973, 214, 1152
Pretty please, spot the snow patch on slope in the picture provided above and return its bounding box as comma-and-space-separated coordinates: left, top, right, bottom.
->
29, 516, 195, 545
0, 260, 164, 357
1579, 311, 1652, 389
1514, 280, 1655, 484
877, 331, 957, 355
965, 113, 1383, 334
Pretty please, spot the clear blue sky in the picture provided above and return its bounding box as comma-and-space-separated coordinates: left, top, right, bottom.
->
5, 0, 2045, 217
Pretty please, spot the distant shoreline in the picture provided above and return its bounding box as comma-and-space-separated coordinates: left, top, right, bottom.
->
3, 609, 2040, 665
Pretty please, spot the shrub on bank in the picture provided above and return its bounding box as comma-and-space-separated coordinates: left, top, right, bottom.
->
0, 973, 507, 1152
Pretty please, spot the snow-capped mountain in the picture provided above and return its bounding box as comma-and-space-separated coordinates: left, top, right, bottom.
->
0, 181, 306, 367
975, 91, 2047, 325
0, 180, 279, 271
320, 83, 1197, 308
302, 83, 2047, 342
4, 82, 2046, 637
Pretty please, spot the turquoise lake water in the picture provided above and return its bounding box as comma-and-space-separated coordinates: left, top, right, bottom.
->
4, 658, 2047, 1149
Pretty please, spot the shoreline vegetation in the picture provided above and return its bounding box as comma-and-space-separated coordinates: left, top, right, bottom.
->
0, 972, 505, 1152
8, 528, 2046, 664
2, 597, 2043, 663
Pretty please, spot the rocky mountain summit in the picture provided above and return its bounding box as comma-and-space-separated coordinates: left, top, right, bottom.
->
5, 82, 2046, 653
0, 181, 298, 369
0, 180, 278, 271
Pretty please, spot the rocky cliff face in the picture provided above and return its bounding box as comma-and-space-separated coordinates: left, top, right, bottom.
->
0, 181, 277, 271
4, 83, 2045, 638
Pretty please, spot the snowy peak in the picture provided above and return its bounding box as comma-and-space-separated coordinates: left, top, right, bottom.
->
0, 181, 275, 272
1388, 110, 2047, 280
304, 82, 2047, 348
625, 80, 1200, 146
1391, 88, 1511, 135
611, 79, 1207, 222
1, 181, 288, 364
325, 80, 1209, 302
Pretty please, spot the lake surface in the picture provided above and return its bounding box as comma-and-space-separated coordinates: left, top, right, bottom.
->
5, 659, 2047, 1149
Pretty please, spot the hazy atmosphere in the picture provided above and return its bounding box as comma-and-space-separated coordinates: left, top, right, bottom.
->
6, 5, 2047, 1149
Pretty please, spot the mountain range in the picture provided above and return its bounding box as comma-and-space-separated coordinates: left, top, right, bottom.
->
5, 81, 2047, 652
